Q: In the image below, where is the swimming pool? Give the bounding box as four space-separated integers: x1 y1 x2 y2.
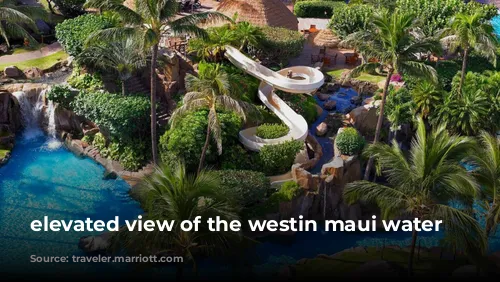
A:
0 129 143 274
493 15 499 38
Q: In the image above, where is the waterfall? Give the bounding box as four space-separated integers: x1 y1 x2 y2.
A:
46 100 57 138
13 91 44 140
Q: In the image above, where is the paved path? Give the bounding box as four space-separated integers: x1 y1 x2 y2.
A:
0 42 62 64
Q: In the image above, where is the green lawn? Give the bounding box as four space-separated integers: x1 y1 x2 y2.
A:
328 69 385 84
0 50 68 71
10 44 47 55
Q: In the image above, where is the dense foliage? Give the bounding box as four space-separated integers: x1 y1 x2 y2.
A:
294 1 346 18
259 140 303 175
71 91 151 143
336 127 365 156
256 123 289 139
384 87 415 131
328 4 373 38
257 26 305 65
275 90 318 123
46 85 77 109
160 110 242 171
52 0 86 17
56 14 113 57
213 170 270 207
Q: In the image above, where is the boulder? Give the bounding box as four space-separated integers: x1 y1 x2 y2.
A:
79 232 112 254
317 93 330 101
323 100 336 111
83 127 99 136
315 122 328 136
292 164 314 190
327 83 340 93
0 44 7 54
103 170 118 180
321 157 344 185
23 67 43 79
346 105 379 138
350 96 362 106
4 66 21 78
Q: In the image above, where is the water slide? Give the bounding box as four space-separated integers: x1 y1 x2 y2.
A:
224 46 325 151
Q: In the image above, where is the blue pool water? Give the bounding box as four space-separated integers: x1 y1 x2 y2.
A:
493 15 500 38
0 129 143 274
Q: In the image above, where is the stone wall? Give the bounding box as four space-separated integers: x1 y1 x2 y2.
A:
0 91 21 166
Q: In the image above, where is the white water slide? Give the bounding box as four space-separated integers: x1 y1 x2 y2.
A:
225 46 325 151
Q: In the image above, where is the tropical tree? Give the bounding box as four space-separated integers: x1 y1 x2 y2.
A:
440 12 498 94
111 161 242 279
170 64 254 174
342 11 441 180
411 80 444 120
84 0 230 165
344 118 485 275
188 27 237 62
0 0 48 47
234 21 263 52
79 38 146 95
470 132 500 241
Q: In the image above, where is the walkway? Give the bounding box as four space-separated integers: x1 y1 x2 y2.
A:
0 42 62 64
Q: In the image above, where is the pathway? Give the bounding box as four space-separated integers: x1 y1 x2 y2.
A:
0 42 62 64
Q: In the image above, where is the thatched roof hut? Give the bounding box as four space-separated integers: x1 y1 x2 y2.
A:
216 0 299 30
310 29 340 48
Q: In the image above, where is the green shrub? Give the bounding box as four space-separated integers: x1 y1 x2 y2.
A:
275 90 318 123
56 14 113 57
256 123 289 139
81 134 93 144
328 4 373 38
213 170 270 207
221 145 259 171
257 26 305 65
259 140 303 175
159 110 242 172
272 181 301 202
68 69 104 91
294 1 346 18
248 180 302 218
119 144 145 171
335 127 365 156
92 132 107 151
46 85 77 109
71 91 151 143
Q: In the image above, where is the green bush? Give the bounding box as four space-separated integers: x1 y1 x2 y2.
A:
159 110 242 172
272 181 301 202
259 140 303 175
56 14 113 57
275 90 318 123
46 85 77 109
335 127 365 156
328 4 373 38
81 134 93 144
221 145 259 171
92 132 107 151
68 70 104 91
71 91 151 143
294 1 346 18
119 144 145 171
213 170 270 207
247 180 302 218
256 123 289 139
257 26 305 65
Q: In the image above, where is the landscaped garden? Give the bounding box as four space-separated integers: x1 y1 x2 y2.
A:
1 0 500 279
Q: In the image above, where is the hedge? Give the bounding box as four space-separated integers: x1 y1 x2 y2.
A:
56 14 113 57
213 170 270 207
328 4 373 38
259 140 303 175
275 90 318 124
294 1 347 18
256 123 289 139
257 26 305 65
71 91 151 143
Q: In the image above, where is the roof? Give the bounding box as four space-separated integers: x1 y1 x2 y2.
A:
216 0 299 30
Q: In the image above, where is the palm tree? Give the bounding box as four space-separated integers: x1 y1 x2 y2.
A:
170 64 254 174
344 118 486 275
342 11 441 180
411 80 443 120
234 21 263 52
79 38 146 96
188 27 237 63
111 161 242 279
84 0 230 165
0 0 48 47
440 12 498 94
470 132 500 241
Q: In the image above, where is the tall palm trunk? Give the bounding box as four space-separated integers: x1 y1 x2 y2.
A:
458 48 468 95
198 125 211 175
408 229 418 276
151 43 159 165
121 80 126 96
363 68 394 180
